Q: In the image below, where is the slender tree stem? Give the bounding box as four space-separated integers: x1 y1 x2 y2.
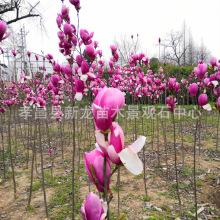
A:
193 117 199 220
8 107 16 199
172 112 182 214
38 119 48 218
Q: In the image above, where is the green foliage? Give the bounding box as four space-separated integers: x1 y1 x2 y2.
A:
134 173 144 179
28 205 36 212
32 181 41 191
49 172 82 219
206 146 213 151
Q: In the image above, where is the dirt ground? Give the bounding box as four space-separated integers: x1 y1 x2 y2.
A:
0 118 220 220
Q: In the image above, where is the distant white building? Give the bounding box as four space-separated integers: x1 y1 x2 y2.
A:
0 63 9 81
14 52 54 81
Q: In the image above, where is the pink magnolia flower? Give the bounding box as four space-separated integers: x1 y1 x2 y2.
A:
69 0 80 10
27 51 31 57
110 45 117 53
95 122 124 163
93 41 99 48
217 97 220 109
198 94 212 111
0 21 11 42
57 31 64 41
80 29 94 45
64 23 76 37
12 49 17 56
53 63 61 73
95 123 146 175
194 63 207 79
85 149 111 192
48 149 53 153
51 74 61 87
210 57 217 68
56 13 63 28
158 37 161 43
118 136 146 175
168 78 176 91
37 97 46 107
92 87 125 131
166 96 177 112
61 5 69 18
81 61 89 74
76 55 84 67
188 83 198 97
81 192 107 220
213 87 220 98
198 93 208 106
45 54 53 60
75 79 85 101
85 45 96 60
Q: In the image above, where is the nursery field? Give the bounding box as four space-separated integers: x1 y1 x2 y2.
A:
1 1 220 220
0 106 220 220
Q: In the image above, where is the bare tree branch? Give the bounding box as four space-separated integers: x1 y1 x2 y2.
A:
0 0 41 25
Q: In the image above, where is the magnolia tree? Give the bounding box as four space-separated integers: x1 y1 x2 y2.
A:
81 87 146 219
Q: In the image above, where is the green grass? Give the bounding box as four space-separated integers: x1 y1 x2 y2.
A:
49 172 82 219
205 146 214 151
134 173 144 179
112 185 122 192
28 205 36 212
32 181 41 191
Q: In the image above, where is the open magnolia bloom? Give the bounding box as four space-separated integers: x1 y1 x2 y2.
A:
95 122 125 163
95 125 146 175
198 94 212 111
118 136 146 175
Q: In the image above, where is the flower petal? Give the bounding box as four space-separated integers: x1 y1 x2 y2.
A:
81 74 88 81
118 148 143 175
87 72 96 78
75 92 83 101
106 145 121 164
212 80 218 87
80 200 87 220
95 130 108 149
203 104 212 111
131 136 146 153
95 142 102 152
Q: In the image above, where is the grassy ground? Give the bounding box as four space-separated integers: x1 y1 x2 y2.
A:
0 107 220 219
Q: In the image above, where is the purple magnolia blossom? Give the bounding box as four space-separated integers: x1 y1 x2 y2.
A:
69 0 80 10
85 45 96 60
217 97 220 109
188 83 198 97
198 94 212 111
80 29 94 45
81 192 107 220
166 96 177 112
85 149 111 192
0 21 11 42
92 87 125 131
12 49 17 56
194 63 207 79
198 94 208 107
210 57 217 68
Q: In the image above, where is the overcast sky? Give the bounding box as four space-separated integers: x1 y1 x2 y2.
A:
7 0 220 64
